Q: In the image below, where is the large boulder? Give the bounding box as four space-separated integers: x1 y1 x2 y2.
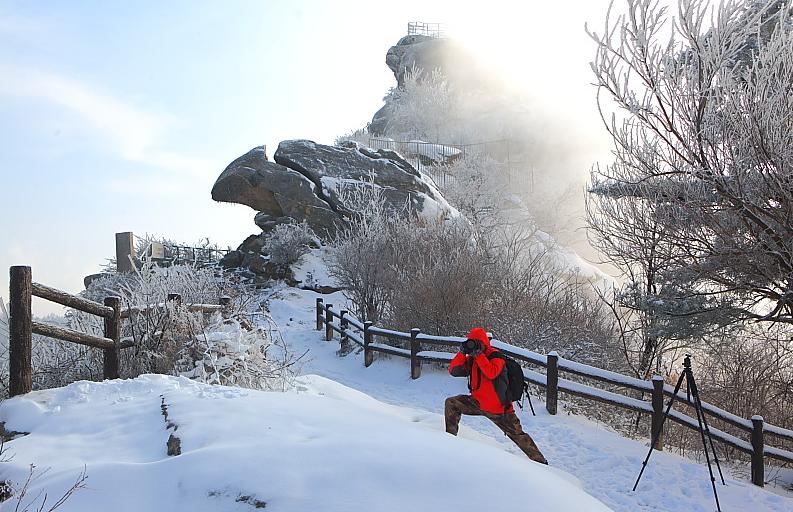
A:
273 139 456 222
212 140 459 274
211 146 343 238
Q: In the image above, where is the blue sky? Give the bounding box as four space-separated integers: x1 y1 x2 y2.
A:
0 0 613 313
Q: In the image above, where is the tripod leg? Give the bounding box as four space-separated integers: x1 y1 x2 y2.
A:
688 373 722 512
633 371 685 492
695 393 726 485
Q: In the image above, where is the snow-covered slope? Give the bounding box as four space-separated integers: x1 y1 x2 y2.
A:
0 375 610 512
267 255 793 512
2 250 792 512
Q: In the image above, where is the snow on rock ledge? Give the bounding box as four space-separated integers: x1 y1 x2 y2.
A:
0 375 612 512
274 139 458 225
213 140 459 243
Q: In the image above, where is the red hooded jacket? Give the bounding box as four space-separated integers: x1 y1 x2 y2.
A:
448 327 513 414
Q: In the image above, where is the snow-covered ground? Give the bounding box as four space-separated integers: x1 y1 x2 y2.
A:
0 375 611 511
1 251 792 512
269 252 793 512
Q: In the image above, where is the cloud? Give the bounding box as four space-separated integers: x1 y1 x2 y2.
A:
0 65 215 176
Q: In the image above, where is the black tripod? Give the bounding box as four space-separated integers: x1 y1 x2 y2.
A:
633 355 726 512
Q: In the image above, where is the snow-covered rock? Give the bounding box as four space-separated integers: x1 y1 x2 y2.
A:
213 141 459 247
274 139 456 223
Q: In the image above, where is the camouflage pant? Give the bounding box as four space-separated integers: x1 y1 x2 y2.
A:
444 394 548 464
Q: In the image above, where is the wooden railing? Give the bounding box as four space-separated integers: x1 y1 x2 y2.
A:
8 265 231 397
316 298 793 487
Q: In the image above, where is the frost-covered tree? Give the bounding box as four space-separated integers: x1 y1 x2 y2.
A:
588 0 793 328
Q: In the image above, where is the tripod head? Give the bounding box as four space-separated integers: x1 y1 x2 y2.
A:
682 354 699 397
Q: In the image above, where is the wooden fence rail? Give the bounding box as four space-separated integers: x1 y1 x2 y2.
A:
315 298 793 487
8 265 232 398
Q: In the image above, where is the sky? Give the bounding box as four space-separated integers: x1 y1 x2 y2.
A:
0 0 619 314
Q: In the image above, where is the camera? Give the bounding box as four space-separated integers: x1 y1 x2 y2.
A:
461 339 481 355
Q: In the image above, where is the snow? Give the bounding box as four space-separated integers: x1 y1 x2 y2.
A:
416 350 455 362
490 339 548 366
3 251 793 511
345 314 364 330
316 171 461 225
558 356 653 392
415 333 467 344
765 424 793 442
368 342 411 357
557 376 654 414
368 326 412 339
345 330 364 346
292 248 337 288
262 277 793 512
0 374 611 512
407 140 462 162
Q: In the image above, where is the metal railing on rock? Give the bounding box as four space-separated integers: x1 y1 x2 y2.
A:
407 22 446 38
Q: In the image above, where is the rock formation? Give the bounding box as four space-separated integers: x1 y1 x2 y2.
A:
212 139 458 279
370 34 480 136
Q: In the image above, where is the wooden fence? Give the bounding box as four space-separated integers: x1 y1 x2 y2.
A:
315 298 793 487
7 265 231 397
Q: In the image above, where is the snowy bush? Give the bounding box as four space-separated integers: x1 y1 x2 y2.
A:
328 181 622 366
0 261 301 396
327 181 409 322
261 222 318 267
588 0 793 327
384 67 459 142
334 127 370 146
180 317 299 391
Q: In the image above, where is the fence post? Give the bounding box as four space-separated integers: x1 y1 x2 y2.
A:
9 266 32 396
103 296 121 380
651 376 665 451
325 304 334 341
546 351 558 415
219 296 232 320
316 298 324 330
115 232 135 273
339 310 349 352
364 321 373 367
410 328 421 379
751 415 765 487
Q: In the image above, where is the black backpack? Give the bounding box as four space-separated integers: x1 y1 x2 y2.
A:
489 352 536 415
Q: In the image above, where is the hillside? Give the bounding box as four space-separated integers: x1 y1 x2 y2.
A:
1 251 792 512
0 374 611 512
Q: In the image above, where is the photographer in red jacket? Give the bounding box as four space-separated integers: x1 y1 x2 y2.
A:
445 327 548 464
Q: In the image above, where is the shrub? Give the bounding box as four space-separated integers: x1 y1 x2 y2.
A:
0 261 300 396
261 222 318 267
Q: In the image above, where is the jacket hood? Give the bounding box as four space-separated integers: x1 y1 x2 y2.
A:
466 327 491 350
